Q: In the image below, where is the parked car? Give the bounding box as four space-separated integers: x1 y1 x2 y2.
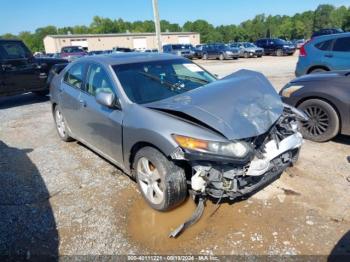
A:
144 49 158 53
60 46 86 61
88 50 105 56
50 53 304 236
112 47 133 53
0 39 67 97
293 39 306 49
189 44 203 59
280 70 350 142
202 43 239 60
312 28 344 38
255 38 296 56
229 42 263 58
162 44 194 59
295 32 350 76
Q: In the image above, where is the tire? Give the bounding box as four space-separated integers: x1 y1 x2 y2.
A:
309 68 327 74
298 99 339 142
219 53 224 61
276 49 283 56
133 147 187 211
53 106 73 142
202 53 208 60
257 54 262 58
244 52 249 58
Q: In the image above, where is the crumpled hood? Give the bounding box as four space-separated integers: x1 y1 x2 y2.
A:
146 70 284 140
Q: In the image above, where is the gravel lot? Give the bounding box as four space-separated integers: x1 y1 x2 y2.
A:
1 54 350 258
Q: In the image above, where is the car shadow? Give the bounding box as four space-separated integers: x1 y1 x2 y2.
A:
329 230 350 261
0 93 49 110
332 134 350 146
0 141 58 260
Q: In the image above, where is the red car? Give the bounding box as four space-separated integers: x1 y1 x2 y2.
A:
60 46 86 61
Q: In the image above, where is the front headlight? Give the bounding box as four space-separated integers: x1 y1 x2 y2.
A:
281 84 303 98
172 134 250 158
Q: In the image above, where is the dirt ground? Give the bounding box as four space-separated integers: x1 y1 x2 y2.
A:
0 54 350 258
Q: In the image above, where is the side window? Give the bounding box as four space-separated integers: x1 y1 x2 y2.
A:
333 37 350 52
315 40 333 51
64 63 85 89
85 64 114 96
0 41 31 59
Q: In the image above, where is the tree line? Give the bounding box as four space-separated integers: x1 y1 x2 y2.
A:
1 4 350 52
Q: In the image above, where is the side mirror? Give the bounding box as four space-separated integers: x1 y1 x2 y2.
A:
96 91 121 109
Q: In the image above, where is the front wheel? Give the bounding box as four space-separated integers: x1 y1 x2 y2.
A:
133 147 187 211
298 99 339 142
202 53 208 60
219 53 224 60
276 49 283 56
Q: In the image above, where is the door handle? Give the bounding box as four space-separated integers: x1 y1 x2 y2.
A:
79 99 86 107
325 54 333 58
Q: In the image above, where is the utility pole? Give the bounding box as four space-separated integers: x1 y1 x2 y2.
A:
152 0 162 52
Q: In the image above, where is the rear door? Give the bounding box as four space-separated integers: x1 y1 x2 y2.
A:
0 41 42 96
78 62 124 166
330 36 350 70
59 62 87 138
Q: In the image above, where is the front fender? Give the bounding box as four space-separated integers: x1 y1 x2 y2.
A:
122 104 227 173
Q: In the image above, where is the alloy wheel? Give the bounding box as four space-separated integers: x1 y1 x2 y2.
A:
55 109 66 138
302 106 329 137
137 157 164 205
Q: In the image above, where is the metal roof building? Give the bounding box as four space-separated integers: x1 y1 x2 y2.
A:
43 32 200 53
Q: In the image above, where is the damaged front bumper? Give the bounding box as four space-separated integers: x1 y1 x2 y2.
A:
190 132 302 200
171 106 304 201
169 106 305 237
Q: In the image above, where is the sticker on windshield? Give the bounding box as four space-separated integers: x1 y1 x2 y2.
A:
183 63 204 72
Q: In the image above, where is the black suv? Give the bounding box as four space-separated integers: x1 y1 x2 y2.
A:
0 39 67 97
255 38 296 56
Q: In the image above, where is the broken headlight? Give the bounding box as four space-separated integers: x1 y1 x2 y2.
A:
172 134 250 158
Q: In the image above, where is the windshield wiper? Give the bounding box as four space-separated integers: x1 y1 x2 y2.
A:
137 71 192 92
137 71 182 93
173 74 210 84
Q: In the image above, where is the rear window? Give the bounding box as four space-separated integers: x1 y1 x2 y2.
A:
64 63 85 89
333 37 350 52
315 40 333 51
0 41 31 59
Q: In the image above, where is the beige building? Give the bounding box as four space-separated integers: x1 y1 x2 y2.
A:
43 32 200 53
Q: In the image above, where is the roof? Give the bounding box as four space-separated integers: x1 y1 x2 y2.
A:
45 32 199 39
76 52 185 65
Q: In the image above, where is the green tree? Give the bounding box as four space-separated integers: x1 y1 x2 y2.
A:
313 4 335 30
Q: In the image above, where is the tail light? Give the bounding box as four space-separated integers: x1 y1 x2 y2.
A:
299 44 307 57
299 39 311 57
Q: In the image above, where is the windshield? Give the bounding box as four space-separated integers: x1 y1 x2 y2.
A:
243 43 255 48
171 44 190 50
113 59 216 104
274 39 287 45
62 46 84 53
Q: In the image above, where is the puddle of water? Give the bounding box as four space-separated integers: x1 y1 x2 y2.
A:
127 197 217 252
125 189 345 255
